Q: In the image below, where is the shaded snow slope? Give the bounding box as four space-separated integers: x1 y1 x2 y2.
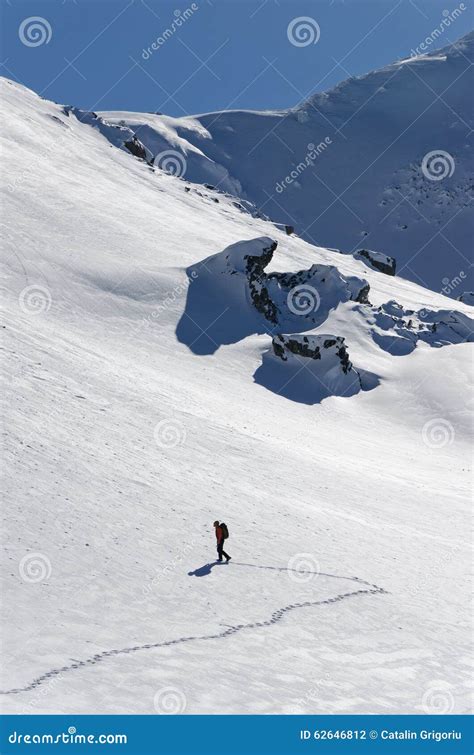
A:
1 76 472 715
101 32 474 297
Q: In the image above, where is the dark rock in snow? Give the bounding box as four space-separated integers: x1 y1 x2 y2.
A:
124 136 148 160
355 249 396 276
177 236 372 354
371 299 473 354
253 332 377 404
457 291 474 306
272 333 353 375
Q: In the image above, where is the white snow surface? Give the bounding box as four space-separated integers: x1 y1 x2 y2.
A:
101 32 474 296
1 74 473 716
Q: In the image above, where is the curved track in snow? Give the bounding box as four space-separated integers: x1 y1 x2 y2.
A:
1 565 387 695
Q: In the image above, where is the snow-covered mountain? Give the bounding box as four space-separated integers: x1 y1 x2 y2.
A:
1 66 472 718
101 32 474 297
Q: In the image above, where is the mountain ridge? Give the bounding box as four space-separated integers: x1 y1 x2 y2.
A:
98 31 474 297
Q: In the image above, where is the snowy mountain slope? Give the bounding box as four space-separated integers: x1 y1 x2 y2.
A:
1 76 473 716
101 32 474 297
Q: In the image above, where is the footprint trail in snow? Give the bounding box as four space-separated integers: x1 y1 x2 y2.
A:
1 564 387 696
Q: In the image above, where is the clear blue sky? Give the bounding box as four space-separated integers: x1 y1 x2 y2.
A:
1 0 473 115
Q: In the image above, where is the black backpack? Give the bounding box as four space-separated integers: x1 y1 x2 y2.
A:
220 522 229 540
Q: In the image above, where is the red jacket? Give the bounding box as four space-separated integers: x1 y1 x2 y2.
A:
215 525 223 543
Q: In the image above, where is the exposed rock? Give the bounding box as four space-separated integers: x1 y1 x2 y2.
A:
457 291 474 306
124 136 148 160
232 239 371 326
355 249 396 276
64 106 154 165
371 299 473 354
49 115 68 128
272 334 353 375
244 240 279 324
254 332 367 402
356 283 371 303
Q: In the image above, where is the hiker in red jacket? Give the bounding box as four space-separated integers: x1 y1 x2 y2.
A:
213 520 231 562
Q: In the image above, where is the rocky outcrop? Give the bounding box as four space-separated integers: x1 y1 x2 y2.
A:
371 299 473 354
244 240 279 323
457 291 474 306
355 249 396 276
124 136 148 160
272 334 353 375
64 106 153 164
254 332 366 402
231 238 371 327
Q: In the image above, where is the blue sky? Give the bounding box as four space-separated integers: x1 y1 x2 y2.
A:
1 0 473 115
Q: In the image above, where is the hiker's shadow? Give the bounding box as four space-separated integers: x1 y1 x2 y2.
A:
188 561 227 577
